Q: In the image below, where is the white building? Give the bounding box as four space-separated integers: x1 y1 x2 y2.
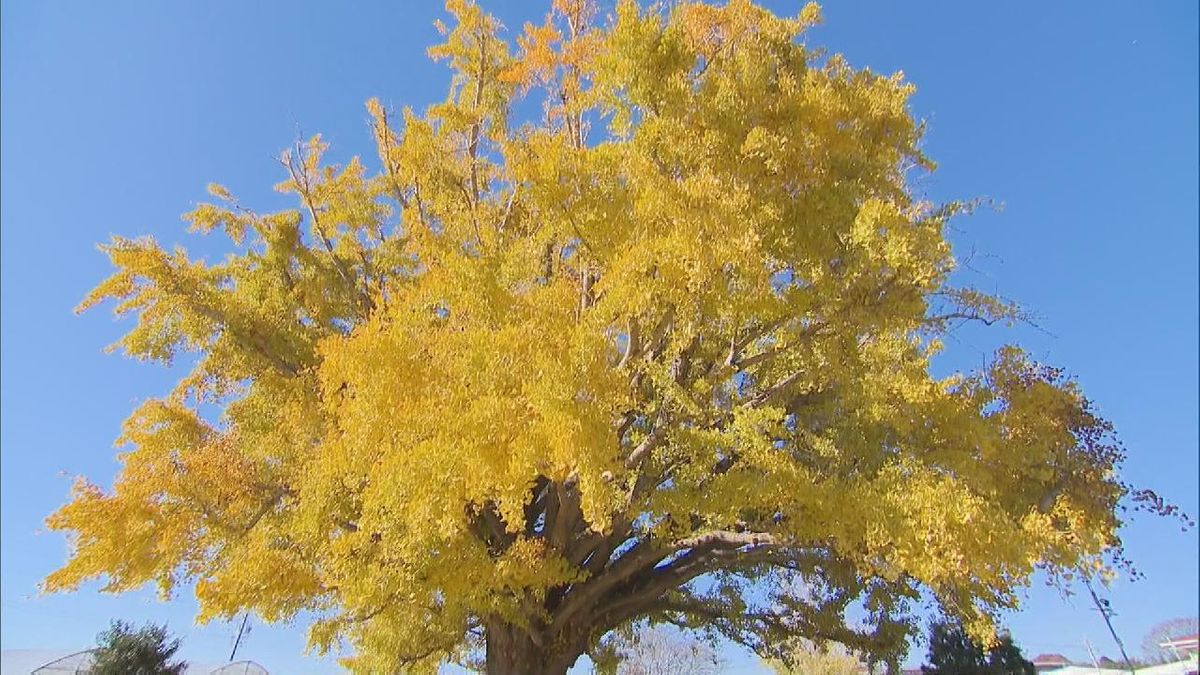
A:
1043 655 1199 675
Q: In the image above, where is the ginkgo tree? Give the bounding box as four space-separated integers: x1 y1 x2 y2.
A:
45 1 1185 673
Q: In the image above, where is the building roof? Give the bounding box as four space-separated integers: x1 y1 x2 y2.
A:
1161 634 1200 650
1032 652 1071 664
1044 655 1198 675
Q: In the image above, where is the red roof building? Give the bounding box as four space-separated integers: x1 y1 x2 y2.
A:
1031 652 1072 671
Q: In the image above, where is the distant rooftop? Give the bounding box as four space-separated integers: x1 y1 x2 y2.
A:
1032 652 1072 672
1161 633 1200 653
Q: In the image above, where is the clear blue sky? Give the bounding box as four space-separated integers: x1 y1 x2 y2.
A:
2 1 1196 672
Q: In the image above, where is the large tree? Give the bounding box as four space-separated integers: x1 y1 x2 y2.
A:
44 1 1183 673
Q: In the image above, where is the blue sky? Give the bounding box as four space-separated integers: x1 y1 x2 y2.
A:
1 1 1196 672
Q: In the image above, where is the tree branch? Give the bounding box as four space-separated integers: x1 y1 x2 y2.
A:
548 473 581 552
618 316 641 369
624 418 667 470
674 530 777 550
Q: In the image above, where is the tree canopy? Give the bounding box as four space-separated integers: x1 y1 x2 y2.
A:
91 620 187 675
921 621 1034 675
595 625 723 675
44 0 1183 673
1141 617 1199 664
765 638 873 675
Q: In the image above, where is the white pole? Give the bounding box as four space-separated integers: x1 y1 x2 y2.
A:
1085 636 1101 671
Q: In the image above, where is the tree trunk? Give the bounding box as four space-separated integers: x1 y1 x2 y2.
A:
485 621 582 675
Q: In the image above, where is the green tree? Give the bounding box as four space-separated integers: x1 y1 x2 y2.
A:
90 620 187 675
922 621 1034 675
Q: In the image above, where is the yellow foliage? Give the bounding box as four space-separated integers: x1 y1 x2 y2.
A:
46 1 1142 672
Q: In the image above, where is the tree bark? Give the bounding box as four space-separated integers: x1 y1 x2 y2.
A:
484 621 582 675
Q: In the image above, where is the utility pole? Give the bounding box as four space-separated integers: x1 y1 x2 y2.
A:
1083 576 1136 674
229 613 249 662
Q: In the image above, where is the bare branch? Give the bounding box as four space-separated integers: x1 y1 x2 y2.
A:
497 188 517 234
616 410 638 444
750 370 805 408
726 318 785 366
925 311 1001 326
644 306 675 360
618 316 641 369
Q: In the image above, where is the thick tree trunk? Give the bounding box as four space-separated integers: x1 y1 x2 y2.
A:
484 621 582 675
